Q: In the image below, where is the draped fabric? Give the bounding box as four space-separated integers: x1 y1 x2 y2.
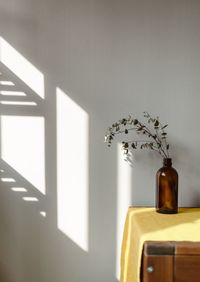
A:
120 207 200 282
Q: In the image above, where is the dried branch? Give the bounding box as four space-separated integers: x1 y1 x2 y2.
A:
104 112 170 159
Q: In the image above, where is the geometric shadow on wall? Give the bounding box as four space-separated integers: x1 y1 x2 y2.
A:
0 36 89 252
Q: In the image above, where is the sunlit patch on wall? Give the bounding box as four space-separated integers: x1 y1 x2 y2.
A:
0 101 37 105
1 177 15 182
56 87 89 252
0 91 26 96
40 211 46 217
0 37 44 98
23 197 38 202
116 144 132 280
0 81 14 86
11 187 27 192
1 116 46 194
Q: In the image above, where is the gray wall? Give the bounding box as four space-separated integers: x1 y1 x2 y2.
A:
0 0 200 281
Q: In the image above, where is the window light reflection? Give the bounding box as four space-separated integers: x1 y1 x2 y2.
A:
0 91 26 96
1 116 46 194
11 187 27 192
23 197 38 202
56 87 89 252
40 211 46 217
0 101 37 105
0 37 44 98
1 177 16 182
0 81 15 86
116 144 131 280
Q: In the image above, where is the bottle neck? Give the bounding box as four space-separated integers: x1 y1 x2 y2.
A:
163 158 172 167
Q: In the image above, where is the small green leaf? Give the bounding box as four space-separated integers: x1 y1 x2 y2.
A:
162 124 168 129
116 126 120 131
149 142 154 149
121 118 127 125
125 129 128 134
124 142 129 148
143 112 149 118
154 120 159 127
131 143 136 149
137 127 143 131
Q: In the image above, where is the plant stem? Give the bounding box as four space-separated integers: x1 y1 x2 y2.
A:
114 127 138 135
154 127 168 158
138 122 167 158
123 140 156 143
159 122 170 158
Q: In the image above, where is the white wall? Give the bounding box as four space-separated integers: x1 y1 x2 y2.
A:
0 0 200 281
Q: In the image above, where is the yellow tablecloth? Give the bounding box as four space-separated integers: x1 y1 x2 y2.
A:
120 207 200 282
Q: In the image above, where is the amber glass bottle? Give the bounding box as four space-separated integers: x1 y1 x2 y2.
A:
156 158 178 214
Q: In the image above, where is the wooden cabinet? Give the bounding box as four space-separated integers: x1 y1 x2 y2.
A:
120 208 200 282
142 241 200 282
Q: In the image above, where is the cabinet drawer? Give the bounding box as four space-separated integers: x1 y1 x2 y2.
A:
141 241 200 282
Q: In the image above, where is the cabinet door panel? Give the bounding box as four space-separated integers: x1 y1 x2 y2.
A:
175 255 200 282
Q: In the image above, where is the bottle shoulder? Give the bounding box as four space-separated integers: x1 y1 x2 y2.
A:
157 166 178 176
